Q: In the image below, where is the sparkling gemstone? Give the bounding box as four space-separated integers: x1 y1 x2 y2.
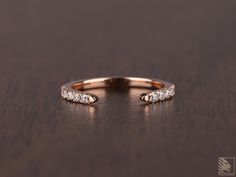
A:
80 94 89 104
67 92 74 100
61 90 68 98
158 91 165 101
150 92 158 102
163 89 170 99
73 93 80 102
168 85 175 97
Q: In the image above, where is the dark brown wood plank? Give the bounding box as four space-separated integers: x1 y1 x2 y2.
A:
0 0 236 177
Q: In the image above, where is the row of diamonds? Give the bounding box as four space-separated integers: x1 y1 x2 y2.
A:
61 87 93 104
148 85 175 102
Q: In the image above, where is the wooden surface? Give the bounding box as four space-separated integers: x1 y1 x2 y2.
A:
0 0 236 177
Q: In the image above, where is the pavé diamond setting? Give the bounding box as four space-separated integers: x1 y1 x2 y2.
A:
61 87 97 104
61 77 175 104
140 85 175 103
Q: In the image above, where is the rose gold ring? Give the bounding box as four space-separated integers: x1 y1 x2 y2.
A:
61 77 175 104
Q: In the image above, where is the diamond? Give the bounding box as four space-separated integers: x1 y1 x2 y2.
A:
163 88 170 99
73 92 80 102
67 92 74 100
61 89 68 98
149 92 158 102
80 94 90 104
158 90 165 101
168 85 175 97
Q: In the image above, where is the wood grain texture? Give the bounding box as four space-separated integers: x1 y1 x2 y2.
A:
0 0 236 177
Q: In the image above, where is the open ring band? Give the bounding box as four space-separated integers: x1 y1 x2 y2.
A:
61 77 175 104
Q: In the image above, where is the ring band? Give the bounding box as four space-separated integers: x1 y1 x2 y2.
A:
61 77 175 104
